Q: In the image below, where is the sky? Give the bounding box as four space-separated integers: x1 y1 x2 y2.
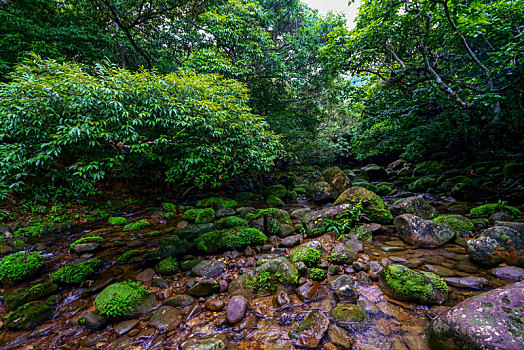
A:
302 0 361 29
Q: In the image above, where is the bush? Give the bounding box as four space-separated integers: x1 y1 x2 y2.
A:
123 220 150 232
70 236 103 250
49 259 103 284
0 252 45 285
94 281 150 319
195 227 267 253
0 56 281 197
108 217 127 226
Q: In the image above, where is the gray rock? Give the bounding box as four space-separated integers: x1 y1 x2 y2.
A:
191 260 226 278
494 221 524 234
467 226 524 267
277 224 296 238
390 196 438 219
178 224 215 241
148 306 181 331
135 268 156 282
226 295 248 324
444 277 488 290
427 281 524 350
164 294 195 307
114 319 139 336
394 214 455 248
188 279 219 297
279 234 302 248
329 243 358 265
73 243 100 254
215 207 236 218
78 311 107 330
492 266 524 281
182 336 227 350
290 310 330 348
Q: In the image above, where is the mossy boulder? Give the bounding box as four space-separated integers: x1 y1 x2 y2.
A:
155 256 179 275
433 215 473 232
289 310 330 348
407 176 438 192
352 181 379 193
4 283 58 311
440 176 478 193
49 258 103 284
177 223 215 241
158 236 192 258
263 184 296 200
246 257 299 293
379 264 448 304
0 251 45 286
330 303 367 329
115 250 141 264
94 282 151 319
470 203 520 219
334 186 393 224
266 195 285 207
194 227 266 253
5 301 53 330
413 160 443 175
306 181 338 203
328 243 358 265
260 208 292 236
467 226 524 267
427 280 524 350
390 196 438 220
123 219 150 231
215 216 248 229
195 208 215 224
321 166 351 194
394 214 456 248
361 164 387 181
289 245 322 267
183 209 201 222
196 197 238 209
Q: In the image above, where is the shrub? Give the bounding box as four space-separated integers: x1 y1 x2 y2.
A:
0 252 45 285
49 259 103 284
195 227 267 253
289 246 321 267
108 217 127 226
94 281 150 319
70 236 103 250
123 220 150 232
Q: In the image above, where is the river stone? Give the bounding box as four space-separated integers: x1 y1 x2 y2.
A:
205 299 224 311
135 268 156 282
328 324 352 349
301 204 353 233
262 209 292 236
334 187 393 224
178 223 215 241
327 275 355 290
280 234 302 248
492 266 524 281
334 283 359 302
467 226 524 267
329 243 358 265
330 303 367 330
215 207 236 218
427 280 524 350
379 264 448 304
188 279 219 297
73 243 101 254
191 260 226 278
164 294 195 307
114 319 139 336
306 181 338 203
5 301 53 330
296 281 319 301
443 277 488 290
226 295 248 324
290 310 330 348
422 264 456 277
390 196 438 219
249 256 299 292
321 166 352 193
78 311 107 330
0 244 13 254
182 335 227 350
272 290 291 308
394 214 455 248
4 282 58 311
277 224 296 238
148 305 181 331
494 221 524 234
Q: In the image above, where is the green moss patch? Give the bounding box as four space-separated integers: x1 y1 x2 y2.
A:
196 197 238 209
94 281 150 319
70 236 103 250
0 251 45 285
215 216 248 229
195 208 215 224
195 227 267 253
115 250 140 265
470 202 520 219
49 258 103 284
289 246 321 267
434 215 473 231
123 220 151 231
108 217 128 226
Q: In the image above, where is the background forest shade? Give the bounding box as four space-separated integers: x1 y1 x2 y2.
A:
0 0 522 197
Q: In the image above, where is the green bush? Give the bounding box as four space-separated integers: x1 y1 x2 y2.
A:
289 246 321 267
49 259 103 284
0 252 45 285
123 220 150 232
108 217 127 226
195 227 267 253
470 202 520 219
94 281 150 319
195 208 215 224
70 236 103 250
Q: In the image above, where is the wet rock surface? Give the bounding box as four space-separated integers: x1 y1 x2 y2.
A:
394 214 456 248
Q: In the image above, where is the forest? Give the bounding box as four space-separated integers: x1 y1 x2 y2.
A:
0 0 522 349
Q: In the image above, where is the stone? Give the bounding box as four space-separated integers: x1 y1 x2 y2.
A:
427 281 524 350
73 243 100 254
328 324 352 349
306 181 338 203
226 295 248 324
330 303 367 330
296 281 319 301
467 226 524 267
492 266 524 281
327 275 355 290
4 282 58 311
148 306 181 331
205 299 224 311
290 310 330 348
334 187 393 224
390 196 438 219
182 335 227 350
494 221 524 234
188 279 219 297
114 319 139 336
277 224 296 238
164 294 195 307
301 204 352 233
78 311 107 330
422 264 456 277
443 277 488 290
394 214 455 248
191 260 226 278
272 290 291 308
178 223 215 241
329 243 358 265
5 301 53 330
279 234 302 248
321 166 352 193
334 283 359 302
135 268 156 282
248 256 299 292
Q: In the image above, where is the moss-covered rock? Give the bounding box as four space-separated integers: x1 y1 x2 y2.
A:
122 219 151 231
182 208 201 222
94 281 151 319
352 181 379 193
266 195 285 207
440 176 478 193
470 203 520 219
196 197 238 209
327 243 358 265
467 226 524 267
407 176 438 192
195 208 215 224
394 214 455 248
289 309 330 348
334 186 393 224
321 166 351 194
195 227 267 253
5 301 53 330
215 216 248 230
433 215 473 232
4 283 58 311
158 236 192 258
306 181 338 203
413 161 443 175
177 223 215 241
390 196 438 220
308 268 327 281
244 257 299 293
49 258 103 284
181 258 204 271
289 245 321 267
108 217 127 226
155 256 179 275
115 250 141 265
70 235 103 250
0 251 45 286
379 264 448 304
263 184 287 198
331 303 367 329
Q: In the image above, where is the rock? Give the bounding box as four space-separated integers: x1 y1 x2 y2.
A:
327 275 355 290
443 277 488 290
205 299 224 311
489 212 511 222
296 281 319 301
0 244 13 254
188 279 219 297
114 319 139 336
4 282 58 311
272 290 291 308
301 204 352 233
215 207 236 218
94 282 152 319
334 283 359 302
330 303 367 330
164 294 195 307
427 281 524 350
191 260 226 278
362 164 387 181
379 264 448 304
78 311 107 330
306 181 338 203
182 335 227 350
334 187 393 224
248 256 299 292
390 196 438 219
494 221 524 234
5 301 53 330
328 243 358 265
422 264 456 277
178 223 215 241
387 159 409 174
135 268 156 282
322 166 352 193
277 224 296 238
226 295 248 324
73 243 100 254
290 310 330 348
394 214 455 248
148 306 181 331
280 234 302 248
492 266 524 281
262 209 292 236
467 226 524 267
328 324 352 349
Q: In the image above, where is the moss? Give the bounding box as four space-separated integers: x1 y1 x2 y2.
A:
195 208 215 224
470 202 520 219
334 187 393 224
94 281 150 319
156 256 178 275
13 225 45 237
0 251 45 285
49 258 103 284
4 283 58 310
255 208 279 219
433 215 474 231
12 239 25 251
5 301 53 330
196 197 238 209
308 268 327 281
215 216 249 229
145 230 161 237
123 219 151 231
115 250 140 264
246 271 276 291
183 208 201 222
161 202 177 212
108 217 127 226
407 176 438 192
289 246 321 267
164 212 175 219
413 161 443 175
195 227 267 253
266 195 285 207
181 258 204 271
264 184 287 198
70 235 103 249
331 303 367 323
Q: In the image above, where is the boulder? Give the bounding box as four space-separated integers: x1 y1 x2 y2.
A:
394 214 455 248
427 281 524 350
320 166 351 194
5 301 53 330
390 196 438 219
301 204 352 233
467 226 524 267
328 244 358 265
330 303 367 330
148 306 181 331
306 181 338 203
191 260 226 278
289 310 330 348
492 266 524 281
361 164 387 181
334 187 393 224
188 279 220 297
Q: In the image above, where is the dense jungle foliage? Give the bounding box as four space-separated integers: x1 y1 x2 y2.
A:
0 0 523 200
